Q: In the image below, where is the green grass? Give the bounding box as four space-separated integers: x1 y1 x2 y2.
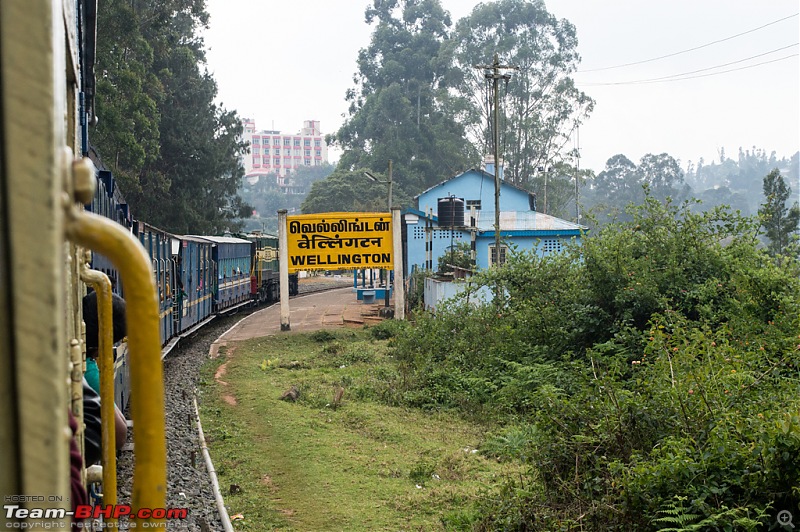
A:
199 329 513 531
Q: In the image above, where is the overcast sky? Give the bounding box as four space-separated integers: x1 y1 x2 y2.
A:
203 0 799 174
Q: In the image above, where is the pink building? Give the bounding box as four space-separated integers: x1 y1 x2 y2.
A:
241 119 329 190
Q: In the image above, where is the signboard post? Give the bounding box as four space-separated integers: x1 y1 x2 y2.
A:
278 209 290 331
392 207 404 319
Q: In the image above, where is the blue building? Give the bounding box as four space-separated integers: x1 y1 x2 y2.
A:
403 166 585 277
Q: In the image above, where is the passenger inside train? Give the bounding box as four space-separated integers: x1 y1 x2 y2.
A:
82 290 129 458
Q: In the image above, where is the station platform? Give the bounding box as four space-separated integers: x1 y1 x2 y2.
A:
217 287 392 345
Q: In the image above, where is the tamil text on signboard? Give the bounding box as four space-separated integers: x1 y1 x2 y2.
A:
286 212 392 272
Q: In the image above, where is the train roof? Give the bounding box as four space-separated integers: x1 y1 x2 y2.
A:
183 235 252 245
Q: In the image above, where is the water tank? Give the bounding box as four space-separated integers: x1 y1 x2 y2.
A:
437 197 465 227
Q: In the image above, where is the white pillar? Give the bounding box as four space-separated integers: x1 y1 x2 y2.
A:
392 207 405 320
278 209 290 331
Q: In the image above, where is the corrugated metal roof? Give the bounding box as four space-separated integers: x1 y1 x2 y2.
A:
474 211 585 232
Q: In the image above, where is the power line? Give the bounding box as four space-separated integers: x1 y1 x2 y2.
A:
578 12 799 73
578 52 798 86
579 43 798 86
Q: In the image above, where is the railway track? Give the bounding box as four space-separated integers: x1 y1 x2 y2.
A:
114 280 352 530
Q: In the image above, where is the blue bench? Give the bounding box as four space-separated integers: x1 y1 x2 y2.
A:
361 290 376 304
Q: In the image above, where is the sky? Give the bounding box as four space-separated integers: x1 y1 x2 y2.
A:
203 0 799 174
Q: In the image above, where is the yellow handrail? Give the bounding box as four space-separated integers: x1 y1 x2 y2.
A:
67 210 166 527
79 265 118 523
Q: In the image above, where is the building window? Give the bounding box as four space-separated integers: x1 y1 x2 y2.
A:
274 157 280 165
263 148 269 156
274 138 280 146
315 139 321 147
294 148 301 156
284 138 290 146
304 139 311 146
466 199 481 211
488 244 508 267
304 160 311 166
315 150 321 157
542 239 563 254
305 149 311 157
284 149 291 156
252 137 260 144
294 139 301 147
253 147 259 155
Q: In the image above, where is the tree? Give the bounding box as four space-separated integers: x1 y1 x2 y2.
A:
330 0 478 198
93 0 250 234
446 0 594 188
529 161 581 219
437 241 472 274
638 152 689 201
93 0 163 195
301 169 409 214
759 168 800 256
290 163 335 192
584 154 643 221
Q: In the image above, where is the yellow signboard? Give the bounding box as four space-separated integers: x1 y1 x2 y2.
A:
286 212 392 272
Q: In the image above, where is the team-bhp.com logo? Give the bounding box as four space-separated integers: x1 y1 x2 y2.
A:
4 504 188 525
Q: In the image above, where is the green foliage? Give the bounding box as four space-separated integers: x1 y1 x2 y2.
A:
437 241 472 275
94 0 249 234
330 0 477 198
408 458 436 485
389 195 800 529
407 267 433 311
447 0 593 187
310 330 337 343
301 168 410 213
367 319 406 341
759 168 800 257
653 497 771 531
584 153 690 224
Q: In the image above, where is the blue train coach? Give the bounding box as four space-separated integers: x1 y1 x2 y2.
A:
185 235 252 313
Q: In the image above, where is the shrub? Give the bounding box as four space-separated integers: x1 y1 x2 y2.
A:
388 196 800 529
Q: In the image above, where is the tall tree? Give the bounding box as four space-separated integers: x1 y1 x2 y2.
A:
759 168 800 257
94 0 249 234
446 0 594 188
329 0 477 200
638 152 688 201
93 0 163 194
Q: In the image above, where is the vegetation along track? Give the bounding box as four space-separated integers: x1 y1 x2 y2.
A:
115 280 350 530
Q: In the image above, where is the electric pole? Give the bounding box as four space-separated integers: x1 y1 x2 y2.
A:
475 54 516 272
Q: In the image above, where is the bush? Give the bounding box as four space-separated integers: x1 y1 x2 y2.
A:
387 196 800 529
367 319 405 340
310 330 337 343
